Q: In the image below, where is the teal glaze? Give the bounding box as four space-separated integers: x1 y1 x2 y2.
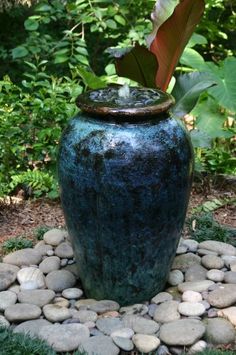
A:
58 112 193 305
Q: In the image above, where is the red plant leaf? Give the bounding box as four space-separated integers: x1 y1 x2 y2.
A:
150 0 205 91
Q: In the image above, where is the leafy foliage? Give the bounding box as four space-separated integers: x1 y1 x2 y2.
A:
2 236 33 253
34 225 51 240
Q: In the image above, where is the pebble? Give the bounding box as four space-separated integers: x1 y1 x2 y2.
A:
153 301 180 323
75 298 97 309
20 281 39 290
4 303 41 322
182 290 202 303
178 302 205 317
45 270 76 291
205 318 236 344
39 323 90 352
218 307 236 327
62 263 80 279
17 267 45 289
39 256 60 274
55 242 74 258
119 304 148 316
171 253 201 272
47 250 54 256
62 287 83 299
0 290 17 311
185 264 207 282
60 259 68 267
89 300 120 314
168 270 184 286
126 315 159 334
111 327 134 339
77 310 98 323
132 334 160 353
13 319 51 337
181 239 199 252
197 249 218 256
157 344 171 355
96 317 124 335
207 284 236 308
112 336 134 351
148 303 158 317
79 335 119 355
0 270 18 291
34 243 53 256
43 304 71 322
188 340 207 354
0 315 10 328
224 271 236 283
151 292 173 304
0 262 20 274
159 319 205 346
221 255 236 268
53 296 70 308
198 240 236 256
178 280 214 293
176 246 187 254
43 228 66 246
207 269 225 282
17 289 55 307
3 249 42 266
207 308 218 318
201 255 224 270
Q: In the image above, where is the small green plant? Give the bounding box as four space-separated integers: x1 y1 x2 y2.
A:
186 212 236 245
33 225 51 240
2 236 33 253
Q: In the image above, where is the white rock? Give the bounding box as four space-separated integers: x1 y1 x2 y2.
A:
198 241 236 256
206 269 225 282
132 334 160 353
178 302 205 317
62 288 83 299
182 290 202 303
182 239 199 252
17 267 45 289
111 327 134 339
43 228 67 246
188 340 207 354
151 292 173 304
168 270 184 286
20 281 39 290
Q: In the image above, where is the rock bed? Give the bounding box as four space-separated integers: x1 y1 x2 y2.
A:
0 229 236 354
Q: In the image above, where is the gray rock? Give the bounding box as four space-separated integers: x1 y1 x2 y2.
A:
0 263 19 274
75 299 97 310
224 271 236 284
46 250 54 256
178 302 205 317
89 300 120 314
77 310 98 323
201 255 224 270
39 256 60 274
157 344 171 355
122 315 159 334
45 269 76 291
3 249 42 267
168 270 184 286
34 243 53 256
20 281 39 290
79 335 119 355
181 239 199 252
53 296 70 308
178 280 214 293
132 334 160 353
112 336 134 351
0 291 17 311
185 264 208 282
148 303 158 317
205 318 236 344
120 303 148 316
154 301 180 323
221 255 236 268
13 319 51 337
39 323 90 352
0 315 10 328
207 269 225 282
43 304 71 322
43 228 66 246
18 289 55 307
207 284 236 308
159 319 205 346
60 259 68 267
207 308 218 318
4 303 41 322
198 241 236 256
17 267 45 289
96 317 124 335
188 340 207 354
55 242 74 258
111 327 134 339
198 248 218 256
171 253 201 272
62 287 83 299
176 246 187 254
0 270 17 291
62 263 80 279
151 292 173 304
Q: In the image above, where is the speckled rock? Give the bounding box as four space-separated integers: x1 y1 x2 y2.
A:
171 253 201 272
62 287 83 299
206 269 225 282
178 280 214 293
18 289 55 307
205 318 236 344
224 271 236 284
79 335 119 355
153 301 180 323
55 242 74 259
43 228 66 246
39 256 60 274
96 317 124 335
0 291 17 311
77 310 98 323
43 304 71 322
185 264 208 282
201 255 224 270
178 302 205 317
45 270 76 291
13 319 52 337
182 290 202 303
17 267 45 289
151 292 173 304
132 334 160 353
168 270 184 286
39 323 90 352
159 319 205 346
198 241 236 256
89 300 120 314
3 249 42 267
207 284 236 308
4 303 41 322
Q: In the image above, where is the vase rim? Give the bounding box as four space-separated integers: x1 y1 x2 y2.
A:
76 87 175 117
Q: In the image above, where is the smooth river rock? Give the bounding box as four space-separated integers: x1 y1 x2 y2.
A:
201 255 224 270
185 264 207 282
43 228 66 246
3 248 42 266
90 300 120 314
178 280 214 293
205 318 236 344
171 253 201 272
13 319 52 337
206 269 225 282
182 290 202 303
151 292 173 304
168 270 184 286
17 289 55 307
79 335 120 355
207 284 236 308
55 242 74 258
218 307 236 327
154 301 180 323
0 291 17 311
4 303 41 322
96 317 124 335
43 303 71 322
132 334 160 353
62 287 83 299
39 256 60 274
17 267 45 289
198 241 236 256
45 269 76 291
178 302 205 317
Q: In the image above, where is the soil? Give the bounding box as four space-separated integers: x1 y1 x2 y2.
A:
0 183 235 253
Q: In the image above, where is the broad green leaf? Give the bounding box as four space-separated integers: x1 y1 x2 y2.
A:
171 72 216 117
106 19 117 29
149 0 205 91
76 66 107 89
114 15 126 26
115 44 158 88
35 4 52 12
180 48 207 71
24 18 39 31
147 0 179 47
190 130 212 148
187 33 207 48
54 55 69 64
208 57 236 113
12 46 29 59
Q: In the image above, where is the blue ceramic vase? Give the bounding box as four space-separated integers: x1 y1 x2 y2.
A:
58 87 193 305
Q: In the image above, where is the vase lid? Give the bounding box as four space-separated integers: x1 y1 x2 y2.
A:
76 86 174 117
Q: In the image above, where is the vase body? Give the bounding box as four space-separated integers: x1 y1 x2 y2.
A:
58 96 193 305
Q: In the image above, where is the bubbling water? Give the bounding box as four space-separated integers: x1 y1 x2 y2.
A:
89 85 161 108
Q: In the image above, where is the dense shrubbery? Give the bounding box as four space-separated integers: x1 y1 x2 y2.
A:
0 0 235 197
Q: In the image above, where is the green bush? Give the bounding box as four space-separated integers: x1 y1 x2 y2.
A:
2 236 33 253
